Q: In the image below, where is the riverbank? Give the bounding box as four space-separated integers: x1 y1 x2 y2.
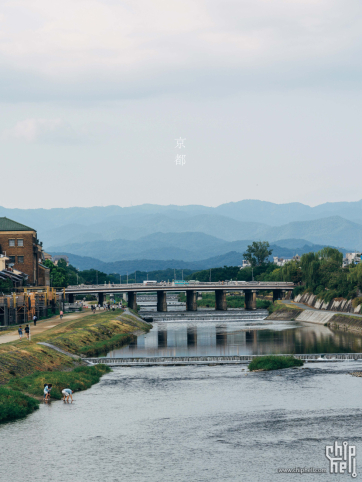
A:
0 309 151 424
267 301 362 333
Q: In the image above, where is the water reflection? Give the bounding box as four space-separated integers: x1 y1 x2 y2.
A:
107 320 362 357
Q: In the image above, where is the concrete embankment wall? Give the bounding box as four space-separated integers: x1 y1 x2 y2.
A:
267 307 334 325
326 315 362 335
294 293 361 314
295 310 334 325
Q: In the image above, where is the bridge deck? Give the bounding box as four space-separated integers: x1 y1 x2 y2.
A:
64 281 294 295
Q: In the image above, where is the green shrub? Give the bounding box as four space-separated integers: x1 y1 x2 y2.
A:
0 387 39 424
248 355 304 371
292 286 305 297
352 297 362 308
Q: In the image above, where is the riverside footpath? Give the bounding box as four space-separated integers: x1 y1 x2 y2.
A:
0 310 91 344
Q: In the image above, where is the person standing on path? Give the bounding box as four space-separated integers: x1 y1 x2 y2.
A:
18 326 23 340
25 324 30 340
60 310 63 319
33 315 37 326
62 388 73 402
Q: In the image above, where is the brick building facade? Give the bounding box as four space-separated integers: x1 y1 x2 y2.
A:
0 217 50 286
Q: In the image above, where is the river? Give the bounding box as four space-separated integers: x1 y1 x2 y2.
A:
1 316 362 481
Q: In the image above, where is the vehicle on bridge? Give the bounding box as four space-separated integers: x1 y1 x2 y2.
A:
143 280 158 285
173 280 189 286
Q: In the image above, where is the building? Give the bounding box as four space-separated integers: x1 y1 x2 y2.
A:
273 254 301 267
343 252 362 267
0 217 50 286
52 255 69 266
239 260 251 269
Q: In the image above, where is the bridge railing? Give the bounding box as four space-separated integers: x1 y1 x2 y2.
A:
64 281 295 291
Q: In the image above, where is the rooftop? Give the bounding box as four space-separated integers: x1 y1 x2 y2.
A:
0 217 35 232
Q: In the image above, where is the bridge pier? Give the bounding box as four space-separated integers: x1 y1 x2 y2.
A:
128 291 137 310
245 291 257 310
157 291 167 312
215 290 227 311
98 292 104 306
273 289 285 302
68 293 75 304
186 290 197 311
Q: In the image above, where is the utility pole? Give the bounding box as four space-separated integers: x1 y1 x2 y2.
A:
252 267 254 281
182 270 183 280
96 270 98 285
209 268 211 282
147 273 149 281
135 271 137 283
127 272 128 284
174 268 176 281
120 274 121 284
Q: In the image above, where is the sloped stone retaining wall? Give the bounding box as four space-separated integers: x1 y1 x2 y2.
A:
294 293 361 314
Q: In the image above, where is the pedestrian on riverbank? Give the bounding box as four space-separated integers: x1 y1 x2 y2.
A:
60 310 63 319
44 384 49 401
25 324 30 340
62 388 73 402
46 384 52 401
18 326 23 340
33 315 37 326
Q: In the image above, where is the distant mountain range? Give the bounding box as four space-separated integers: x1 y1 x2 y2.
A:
50 241 342 275
1 199 360 273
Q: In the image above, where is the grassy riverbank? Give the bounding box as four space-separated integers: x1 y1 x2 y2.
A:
0 309 150 424
266 302 303 320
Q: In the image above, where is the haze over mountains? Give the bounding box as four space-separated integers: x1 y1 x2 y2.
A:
1 200 361 273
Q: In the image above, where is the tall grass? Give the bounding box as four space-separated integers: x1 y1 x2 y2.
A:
0 387 39 424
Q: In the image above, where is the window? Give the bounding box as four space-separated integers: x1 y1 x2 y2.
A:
17 239 24 247
9 256 15 263
18 256 24 264
9 239 15 247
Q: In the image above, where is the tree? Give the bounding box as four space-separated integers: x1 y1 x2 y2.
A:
243 241 273 267
43 259 69 288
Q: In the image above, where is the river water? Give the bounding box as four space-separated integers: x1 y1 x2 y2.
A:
2 316 362 481
107 317 362 357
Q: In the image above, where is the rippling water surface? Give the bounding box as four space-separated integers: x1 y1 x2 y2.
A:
2 317 362 482
1 361 362 482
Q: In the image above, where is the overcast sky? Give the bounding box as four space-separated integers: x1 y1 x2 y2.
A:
1 0 362 209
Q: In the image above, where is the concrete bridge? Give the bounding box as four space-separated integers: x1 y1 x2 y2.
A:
64 281 294 311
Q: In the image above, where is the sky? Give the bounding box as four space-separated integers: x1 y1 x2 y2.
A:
1 0 362 209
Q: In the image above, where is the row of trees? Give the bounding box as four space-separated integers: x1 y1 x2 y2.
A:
189 241 362 302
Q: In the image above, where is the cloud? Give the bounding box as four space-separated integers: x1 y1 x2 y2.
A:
1 118 89 143
0 0 361 101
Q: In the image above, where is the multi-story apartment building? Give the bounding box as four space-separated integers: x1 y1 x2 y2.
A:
0 217 49 286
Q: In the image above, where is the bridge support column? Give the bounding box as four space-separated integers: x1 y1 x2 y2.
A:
68 293 75 304
157 291 167 312
128 291 137 310
215 290 227 311
273 289 286 302
186 290 197 311
98 292 104 305
245 291 257 310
